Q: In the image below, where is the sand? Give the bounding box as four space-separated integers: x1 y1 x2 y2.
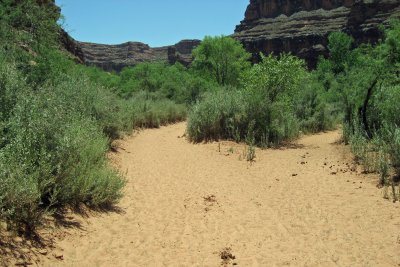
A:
34 122 400 266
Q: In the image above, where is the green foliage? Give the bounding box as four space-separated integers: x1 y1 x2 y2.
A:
319 21 400 188
0 0 190 233
0 0 61 72
187 54 331 147
382 20 400 66
118 63 214 104
240 54 306 145
128 94 187 128
242 54 306 102
327 32 354 74
294 76 339 133
0 63 126 232
192 36 251 86
187 89 245 142
245 121 256 162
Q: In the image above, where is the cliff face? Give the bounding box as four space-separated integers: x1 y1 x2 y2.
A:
74 40 200 72
60 29 85 64
234 0 400 68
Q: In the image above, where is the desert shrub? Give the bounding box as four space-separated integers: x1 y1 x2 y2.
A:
129 96 187 128
376 85 400 127
79 65 121 89
0 0 199 234
378 85 400 175
187 89 245 142
243 87 300 146
240 54 306 145
389 129 400 175
53 74 133 139
187 53 335 146
118 62 214 105
348 122 369 164
0 58 128 232
0 61 28 149
294 76 339 133
377 124 400 176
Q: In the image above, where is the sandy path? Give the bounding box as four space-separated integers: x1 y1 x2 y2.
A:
39 122 400 266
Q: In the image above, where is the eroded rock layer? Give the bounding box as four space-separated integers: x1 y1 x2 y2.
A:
76 40 200 72
234 0 400 68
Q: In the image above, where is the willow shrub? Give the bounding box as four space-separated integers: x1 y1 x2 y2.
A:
188 54 314 147
0 63 125 232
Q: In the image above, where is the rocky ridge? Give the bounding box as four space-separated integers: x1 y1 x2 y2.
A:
233 0 400 68
72 39 200 72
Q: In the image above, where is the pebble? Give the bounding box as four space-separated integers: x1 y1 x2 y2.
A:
15 259 32 266
13 237 23 243
54 252 64 260
38 249 48 255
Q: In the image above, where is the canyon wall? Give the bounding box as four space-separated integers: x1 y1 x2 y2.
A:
233 0 400 68
76 39 200 72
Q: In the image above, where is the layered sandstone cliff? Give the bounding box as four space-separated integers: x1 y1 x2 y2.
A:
234 0 400 67
74 40 200 72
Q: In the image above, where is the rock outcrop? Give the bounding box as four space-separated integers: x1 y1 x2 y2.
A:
74 39 200 72
60 29 85 64
234 0 400 68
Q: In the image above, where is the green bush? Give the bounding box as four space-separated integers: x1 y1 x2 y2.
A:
0 70 125 231
118 63 214 104
294 76 339 133
129 96 187 129
318 22 400 184
187 89 245 142
390 129 400 175
187 53 337 147
0 0 196 234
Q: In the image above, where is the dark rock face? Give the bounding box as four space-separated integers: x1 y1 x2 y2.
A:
234 0 400 68
74 39 200 72
60 29 85 64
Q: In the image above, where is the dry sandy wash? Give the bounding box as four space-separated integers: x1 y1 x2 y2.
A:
34 122 400 266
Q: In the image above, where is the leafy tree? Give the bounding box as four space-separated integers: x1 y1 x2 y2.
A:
242 53 307 102
327 32 354 74
192 36 251 86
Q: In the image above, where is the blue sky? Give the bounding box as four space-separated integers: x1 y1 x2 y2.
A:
55 0 249 47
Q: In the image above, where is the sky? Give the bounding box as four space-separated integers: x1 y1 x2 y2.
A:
55 0 249 47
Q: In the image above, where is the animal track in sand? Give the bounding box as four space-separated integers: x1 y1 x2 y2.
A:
219 247 237 266
203 195 219 212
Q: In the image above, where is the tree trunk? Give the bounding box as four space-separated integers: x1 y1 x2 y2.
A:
361 78 378 138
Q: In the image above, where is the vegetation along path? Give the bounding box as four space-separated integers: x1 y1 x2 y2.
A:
40 122 400 266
